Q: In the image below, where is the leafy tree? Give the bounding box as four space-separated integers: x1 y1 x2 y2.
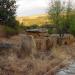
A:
63 0 72 33
48 0 75 45
48 0 65 37
0 0 17 27
48 0 73 36
69 10 75 36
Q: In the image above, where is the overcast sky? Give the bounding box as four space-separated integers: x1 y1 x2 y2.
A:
16 0 75 16
16 0 51 16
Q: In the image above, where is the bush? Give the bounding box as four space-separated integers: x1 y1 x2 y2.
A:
4 26 19 37
48 29 52 34
69 24 75 36
27 24 39 29
69 12 75 36
48 29 54 34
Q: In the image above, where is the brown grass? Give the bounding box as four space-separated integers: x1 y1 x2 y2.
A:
0 45 72 75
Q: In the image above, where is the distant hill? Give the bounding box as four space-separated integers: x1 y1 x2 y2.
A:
16 14 52 26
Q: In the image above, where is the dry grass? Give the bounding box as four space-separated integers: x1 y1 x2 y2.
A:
52 46 71 60
0 45 72 75
16 14 52 26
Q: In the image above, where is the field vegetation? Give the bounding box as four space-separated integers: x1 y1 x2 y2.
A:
16 14 52 26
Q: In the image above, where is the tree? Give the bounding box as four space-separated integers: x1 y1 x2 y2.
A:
48 0 65 37
48 0 74 45
48 0 73 35
69 9 75 36
0 0 17 27
63 0 72 33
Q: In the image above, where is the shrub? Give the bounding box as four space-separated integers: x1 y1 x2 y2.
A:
48 29 56 34
48 29 53 34
31 24 39 29
68 11 75 36
4 26 19 37
69 24 75 36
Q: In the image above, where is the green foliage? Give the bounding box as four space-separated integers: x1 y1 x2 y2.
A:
4 26 19 36
48 0 65 34
48 29 53 34
25 24 39 29
0 0 22 36
48 0 74 35
30 24 39 29
0 0 17 27
4 21 21 36
62 0 72 33
69 24 75 36
69 11 75 36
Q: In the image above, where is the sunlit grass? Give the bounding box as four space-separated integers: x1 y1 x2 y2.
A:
16 14 52 26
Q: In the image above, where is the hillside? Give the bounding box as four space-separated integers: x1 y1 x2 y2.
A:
16 14 52 26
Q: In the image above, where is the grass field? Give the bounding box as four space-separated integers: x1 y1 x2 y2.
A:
16 14 52 26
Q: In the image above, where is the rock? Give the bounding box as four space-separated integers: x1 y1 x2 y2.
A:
35 37 54 52
0 43 12 49
17 34 37 58
0 40 13 57
0 34 37 58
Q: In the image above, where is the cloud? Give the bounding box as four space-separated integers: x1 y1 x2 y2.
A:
16 0 50 16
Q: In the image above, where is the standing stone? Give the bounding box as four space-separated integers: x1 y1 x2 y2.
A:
17 34 37 58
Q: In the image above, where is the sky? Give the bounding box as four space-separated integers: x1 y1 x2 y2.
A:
16 0 75 16
16 0 50 16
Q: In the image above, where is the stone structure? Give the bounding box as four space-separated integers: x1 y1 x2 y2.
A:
25 28 54 51
26 28 49 38
0 34 37 58
35 37 54 52
26 32 75 52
